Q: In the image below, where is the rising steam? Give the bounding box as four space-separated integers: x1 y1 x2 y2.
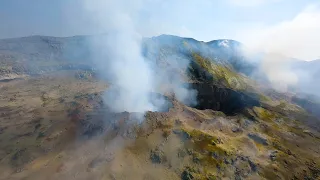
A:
82 0 196 116
236 3 320 93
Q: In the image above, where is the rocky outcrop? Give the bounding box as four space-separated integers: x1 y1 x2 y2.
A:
190 83 260 115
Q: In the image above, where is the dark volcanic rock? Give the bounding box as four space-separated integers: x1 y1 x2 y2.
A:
269 151 278 161
181 169 194 180
150 147 166 164
248 133 268 146
292 95 320 118
79 118 104 137
190 83 260 115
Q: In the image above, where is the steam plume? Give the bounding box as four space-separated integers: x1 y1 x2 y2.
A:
237 3 320 93
82 0 197 117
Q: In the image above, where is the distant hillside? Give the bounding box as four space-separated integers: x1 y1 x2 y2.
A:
1 34 318 81
0 34 320 119
0 35 92 78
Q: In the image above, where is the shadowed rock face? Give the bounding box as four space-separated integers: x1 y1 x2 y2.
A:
190 83 260 115
248 133 268 146
186 54 261 115
292 95 320 118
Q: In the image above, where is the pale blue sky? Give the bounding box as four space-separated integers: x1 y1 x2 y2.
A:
137 0 311 40
0 0 314 39
0 0 319 59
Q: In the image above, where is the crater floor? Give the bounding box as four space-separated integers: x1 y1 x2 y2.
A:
0 71 319 180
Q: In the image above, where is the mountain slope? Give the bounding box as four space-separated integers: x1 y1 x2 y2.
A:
0 34 320 179
1 35 319 118
1 34 318 88
0 35 92 79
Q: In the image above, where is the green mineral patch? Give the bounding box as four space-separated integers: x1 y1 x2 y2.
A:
260 151 320 180
180 128 233 173
252 107 278 122
192 53 252 91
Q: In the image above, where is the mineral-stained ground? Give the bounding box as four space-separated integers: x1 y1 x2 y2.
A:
0 70 319 180
0 35 320 180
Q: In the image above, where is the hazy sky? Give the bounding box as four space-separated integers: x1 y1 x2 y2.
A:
0 0 319 60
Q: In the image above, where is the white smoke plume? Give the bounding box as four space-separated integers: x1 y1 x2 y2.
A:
238 3 320 93
81 0 196 116
83 0 157 113
259 54 298 92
